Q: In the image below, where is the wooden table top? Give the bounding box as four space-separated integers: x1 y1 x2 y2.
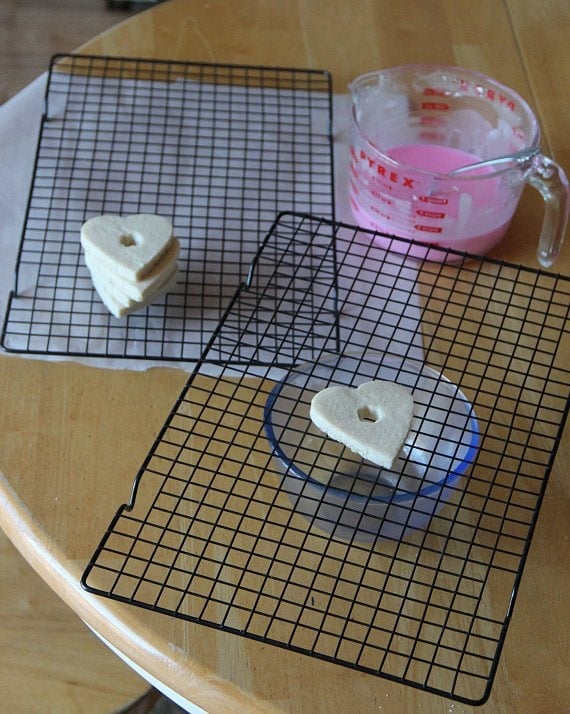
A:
1 1 568 712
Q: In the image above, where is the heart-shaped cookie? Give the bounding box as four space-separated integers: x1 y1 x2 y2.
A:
84 237 180 302
310 380 414 469
89 265 179 318
81 214 174 281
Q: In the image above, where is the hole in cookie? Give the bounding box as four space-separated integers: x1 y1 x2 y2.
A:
119 233 138 247
357 406 379 423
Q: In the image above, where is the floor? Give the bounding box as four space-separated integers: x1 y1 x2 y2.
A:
0 0 147 103
0 4 183 712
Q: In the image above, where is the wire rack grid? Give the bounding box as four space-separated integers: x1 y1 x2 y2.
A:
1 54 334 362
82 213 570 705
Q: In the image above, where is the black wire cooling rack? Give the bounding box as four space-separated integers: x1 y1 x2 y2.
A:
1 55 333 362
82 213 570 705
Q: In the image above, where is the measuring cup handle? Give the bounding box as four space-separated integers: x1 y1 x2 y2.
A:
526 155 570 268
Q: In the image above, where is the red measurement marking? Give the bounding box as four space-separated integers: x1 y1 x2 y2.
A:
421 101 449 111
419 195 448 205
417 209 446 219
415 224 443 233
423 87 447 97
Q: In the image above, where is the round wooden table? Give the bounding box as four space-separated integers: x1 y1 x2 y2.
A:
1 1 568 712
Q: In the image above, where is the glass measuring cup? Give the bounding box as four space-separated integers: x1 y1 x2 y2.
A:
349 65 569 266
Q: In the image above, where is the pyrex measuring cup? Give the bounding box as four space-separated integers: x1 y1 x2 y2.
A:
349 65 569 266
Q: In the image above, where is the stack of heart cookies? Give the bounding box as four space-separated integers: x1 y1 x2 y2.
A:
80 214 180 318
